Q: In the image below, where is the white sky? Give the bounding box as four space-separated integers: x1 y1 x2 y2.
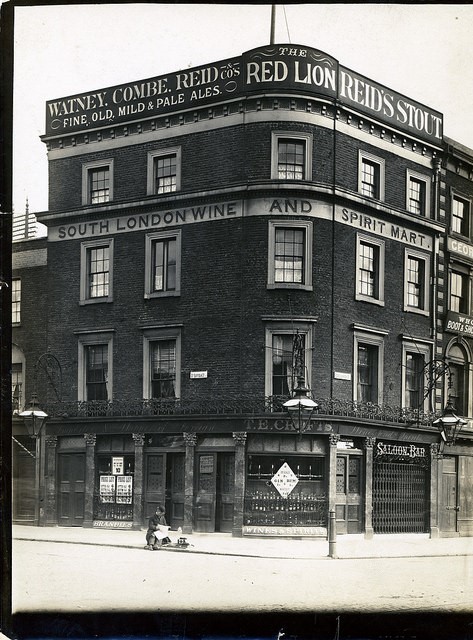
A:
11 3 473 217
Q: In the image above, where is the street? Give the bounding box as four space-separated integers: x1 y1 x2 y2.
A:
12 540 473 614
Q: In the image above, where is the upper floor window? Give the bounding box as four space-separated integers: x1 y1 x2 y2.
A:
271 132 312 181
147 148 181 196
11 362 23 413
268 221 312 291
452 195 470 237
144 230 181 298
358 151 385 201
450 269 470 314
265 324 313 399
80 239 114 304
356 235 385 305
82 160 114 205
143 327 181 400
401 341 431 412
446 344 468 417
77 331 114 402
353 327 386 405
12 278 21 324
404 249 430 315
406 170 430 216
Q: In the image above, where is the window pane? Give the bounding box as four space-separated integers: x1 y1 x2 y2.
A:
408 178 425 215
406 353 424 409
88 246 109 298
155 155 177 193
361 160 379 198
357 344 377 403
407 257 424 308
89 167 110 203
271 334 304 396
12 279 21 323
452 197 469 236
359 242 378 297
151 340 176 398
12 362 23 412
152 238 176 292
451 272 468 314
86 344 108 400
278 140 305 180
274 228 305 283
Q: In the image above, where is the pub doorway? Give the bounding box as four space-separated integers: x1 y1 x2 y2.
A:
440 456 458 535
57 453 85 526
143 451 185 529
194 452 235 532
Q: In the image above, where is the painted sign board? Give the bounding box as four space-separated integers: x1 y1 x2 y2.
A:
45 44 443 144
271 462 299 498
445 310 473 336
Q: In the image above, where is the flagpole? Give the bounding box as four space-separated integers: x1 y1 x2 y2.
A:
270 4 276 44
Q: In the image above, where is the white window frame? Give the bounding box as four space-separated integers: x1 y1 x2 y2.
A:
81 159 114 206
264 322 313 397
12 278 21 324
12 344 26 413
406 169 431 217
144 230 181 299
142 327 181 400
358 151 385 201
147 147 181 196
353 326 387 405
355 234 385 306
77 331 114 401
271 131 313 181
451 191 471 238
268 220 313 291
449 264 471 315
80 238 114 305
401 341 431 411
403 248 430 316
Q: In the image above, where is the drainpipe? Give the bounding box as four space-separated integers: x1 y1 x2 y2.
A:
432 157 442 410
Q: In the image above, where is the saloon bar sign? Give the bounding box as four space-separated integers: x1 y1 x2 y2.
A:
375 440 426 463
45 44 443 144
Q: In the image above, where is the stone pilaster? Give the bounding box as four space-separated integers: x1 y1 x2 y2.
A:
232 432 247 537
132 433 145 530
44 436 58 525
183 432 197 534
430 442 441 538
83 433 96 527
328 434 340 515
363 437 376 539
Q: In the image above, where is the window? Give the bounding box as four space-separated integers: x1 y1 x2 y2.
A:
82 160 114 205
401 342 431 411
450 269 469 314
144 231 181 298
271 132 312 181
11 362 23 413
143 328 181 400
446 343 469 417
80 239 114 304
353 327 386 405
406 171 430 216
356 235 385 305
358 152 385 200
147 148 181 196
12 278 21 324
452 195 470 237
264 323 313 398
404 249 430 314
77 332 113 402
268 221 312 290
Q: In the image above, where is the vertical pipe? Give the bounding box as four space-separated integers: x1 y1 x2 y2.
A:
328 509 337 558
270 5 276 44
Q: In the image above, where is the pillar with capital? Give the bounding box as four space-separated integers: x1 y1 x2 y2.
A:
364 436 376 539
328 433 340 524
183 432 197 534
132 433 145 530
83 433 96 527
429 442 441 538
44 435 58 525
232 431 247 537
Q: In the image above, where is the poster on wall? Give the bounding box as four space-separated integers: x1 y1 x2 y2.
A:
116 475 133 504
100 475 116 503
112 456 124 475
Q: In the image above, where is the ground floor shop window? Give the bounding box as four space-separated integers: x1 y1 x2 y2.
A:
244 455 327 526
94 436 134 521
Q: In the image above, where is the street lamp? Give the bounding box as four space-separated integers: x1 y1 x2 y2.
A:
19 392 48 525
432 398 467 450
283 377 318 433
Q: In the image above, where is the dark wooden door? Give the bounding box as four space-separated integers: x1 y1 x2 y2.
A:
165 453 185 529
216 453 235 533
194 453 217 532
57 454 85 526
440 457 458 534
335 454 363 534
13 451 35 522
144 453 166 521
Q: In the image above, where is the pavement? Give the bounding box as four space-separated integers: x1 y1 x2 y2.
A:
12 524 473 559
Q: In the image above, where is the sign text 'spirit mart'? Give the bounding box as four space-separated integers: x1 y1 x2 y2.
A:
45 44 443 144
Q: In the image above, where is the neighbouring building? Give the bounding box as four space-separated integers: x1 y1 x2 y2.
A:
12 43 473 538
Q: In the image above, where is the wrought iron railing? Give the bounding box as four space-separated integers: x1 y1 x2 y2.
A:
43 395 436 426
244 493 328 527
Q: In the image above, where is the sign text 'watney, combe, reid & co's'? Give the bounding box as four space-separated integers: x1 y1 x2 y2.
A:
46 45 442 144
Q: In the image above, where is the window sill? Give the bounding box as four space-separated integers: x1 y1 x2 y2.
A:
267 283 313 291
80 298 114 305
355 295 385 307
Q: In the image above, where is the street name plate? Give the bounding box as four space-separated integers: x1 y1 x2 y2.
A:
271 462 299 498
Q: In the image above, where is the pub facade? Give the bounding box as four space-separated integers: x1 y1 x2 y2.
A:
12 43 473 538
